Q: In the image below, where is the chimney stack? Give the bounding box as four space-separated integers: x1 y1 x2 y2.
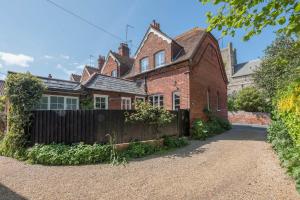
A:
97 55 105 71
48 74 52 79
118 43 130 57
151 20 160 30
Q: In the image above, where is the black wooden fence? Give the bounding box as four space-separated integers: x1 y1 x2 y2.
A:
27 109 189 145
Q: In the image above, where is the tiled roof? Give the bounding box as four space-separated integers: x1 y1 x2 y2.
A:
70 74 82 82
110 51 134 76
39 76 80 92
233 59 261 77
174 27 206 62
0 80 5 96
82 73 146 95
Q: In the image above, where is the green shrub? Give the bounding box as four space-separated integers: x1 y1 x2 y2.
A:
191 119 209 140
235 87 269 112
125 142 159 158
27 143 112 165
163 136 189 148
227 95 237 111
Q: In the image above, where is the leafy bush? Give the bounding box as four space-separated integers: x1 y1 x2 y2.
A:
27 143 112 165
227 95 237 111
267 119 300 192
163 136 189 148
0 72 45 158
235 87 269 112
191 119 209 140
276 79 300 146
125 101 175 138
124 142 159 158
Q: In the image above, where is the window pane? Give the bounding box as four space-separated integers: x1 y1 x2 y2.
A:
140 57 149 72
159 96 164 107
155 51 165 67
58 97 64 104
50 96 57 103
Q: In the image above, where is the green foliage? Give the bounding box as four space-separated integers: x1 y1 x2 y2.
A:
80 95 94 110
235 87 269 112
227 95 237 111
253 35 300 98
163 136 189 149
275 79 300 146
267 119 300 192
124 142 160 158
192 117 231 140
0 72 45 157
0 96 6 112
125 101 175 138
200 0 300 40
191 119 209 140
27 143 112 165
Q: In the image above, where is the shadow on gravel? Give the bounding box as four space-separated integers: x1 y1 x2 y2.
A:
0 183 27 200
134 125 267 161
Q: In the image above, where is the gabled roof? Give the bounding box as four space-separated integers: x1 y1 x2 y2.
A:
0 80 5 96
233 59 261 77
85 66 100 75
82 73 146 95
70 74 82 82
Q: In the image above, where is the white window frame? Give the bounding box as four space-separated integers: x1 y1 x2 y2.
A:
172 92 180 110
135 96 145 102
154 50 165 68
36 95 79 110
140 57 149 72
94 94 108 110
149 94 164 108
121 97 132 110
111 69 117 77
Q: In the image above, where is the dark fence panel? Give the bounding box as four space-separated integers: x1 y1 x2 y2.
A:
27 109 189 145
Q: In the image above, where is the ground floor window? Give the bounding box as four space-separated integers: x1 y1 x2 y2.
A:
173 92 180 110
217 91 221 111
135 96 145 103
121 97 131 110
149 94 164 108
94 95 108 110
35 95 79 110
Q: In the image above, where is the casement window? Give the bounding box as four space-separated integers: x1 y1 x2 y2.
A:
94 95 108 110
111 69 117 77
217 92 221 111
207 89 210 110
140 57 149 72
149 94 164 108
154 51 165 68
121 97 131 110
35 95 79 110
172 92 180 110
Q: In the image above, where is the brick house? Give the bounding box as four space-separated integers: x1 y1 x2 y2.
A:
6 21 228 123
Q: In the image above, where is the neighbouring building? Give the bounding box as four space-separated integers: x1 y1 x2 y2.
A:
6 21 228 123
221 42 261 95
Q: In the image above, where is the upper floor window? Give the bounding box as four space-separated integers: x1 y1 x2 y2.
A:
154 51 165 68
173 92 180 110
149 94 164 108
111 69 117 77
140 57 149 72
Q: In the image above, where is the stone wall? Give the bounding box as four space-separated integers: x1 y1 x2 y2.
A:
228 111 271 126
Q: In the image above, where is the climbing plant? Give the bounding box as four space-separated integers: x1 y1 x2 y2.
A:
0 72 45 158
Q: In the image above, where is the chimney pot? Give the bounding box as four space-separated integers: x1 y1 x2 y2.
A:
48 74 52 78
97 55 105 71
118 43 130 57
151 20 160 30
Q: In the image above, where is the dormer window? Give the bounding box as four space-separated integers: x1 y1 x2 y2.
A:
155 51 165 68
111 69 117 77
140 57 149 72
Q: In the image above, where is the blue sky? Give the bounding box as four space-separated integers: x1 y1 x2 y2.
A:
0 0 279 80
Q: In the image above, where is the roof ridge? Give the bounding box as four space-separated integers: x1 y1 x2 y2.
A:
174 27 206 40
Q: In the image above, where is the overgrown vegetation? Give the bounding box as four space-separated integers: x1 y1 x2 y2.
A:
200 0 300 40
80 95 94 110
191 111 231 140
0 72 44 158
25 136 189 165
125 101 175 138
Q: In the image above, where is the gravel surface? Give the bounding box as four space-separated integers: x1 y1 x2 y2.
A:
0 125 299 200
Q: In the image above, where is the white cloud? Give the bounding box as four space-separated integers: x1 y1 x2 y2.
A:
76 64 85 69
56 64 75 75
60 54 70 60
43 55 53 59
0 52 34 67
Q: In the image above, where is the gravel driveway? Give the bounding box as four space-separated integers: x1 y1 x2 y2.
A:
0 125 299 200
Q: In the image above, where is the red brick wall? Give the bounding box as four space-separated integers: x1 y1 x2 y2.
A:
133 32 172 75
143 63 190 110
91 90 141 110
189 34 228 123
228 111 271 125
102 55 118 77
81 68 91 82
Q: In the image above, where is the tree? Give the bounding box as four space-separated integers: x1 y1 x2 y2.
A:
253 34 300 98
235 87 269 112
200 0 300 40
